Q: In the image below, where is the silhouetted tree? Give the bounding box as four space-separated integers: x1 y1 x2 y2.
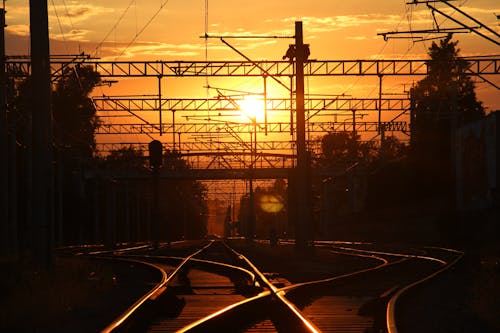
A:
380 135 408 161
9 67 102 244
410 36 484 198
318 131 375 171
53 65 101 159
367 136 412 210
99 147 208 242
52 66 101 243
159 149 208 239
104 146 147 171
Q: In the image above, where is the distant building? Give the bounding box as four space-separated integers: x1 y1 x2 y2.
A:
455 111 499 211
206 199 227 236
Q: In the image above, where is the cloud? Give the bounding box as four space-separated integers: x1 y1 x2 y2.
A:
52 29 92 42
97 41 209 60
6 25 30 37
405 5 500 27
48 3 114 23
63 6 90 19
282 14 403 33
345 36 368 41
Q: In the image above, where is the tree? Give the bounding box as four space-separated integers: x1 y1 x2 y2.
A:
104 146 147 171
8 66 102 245
53 65 101 159
99 147 208 242
318 131 375 170
410 36 484 198
52 66 101 243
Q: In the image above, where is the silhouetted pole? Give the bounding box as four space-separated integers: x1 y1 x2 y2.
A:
105 180 117 248
0 7 8 256
294 21 312 251
247 122 257 243
149 140 162 249
30 0 53 269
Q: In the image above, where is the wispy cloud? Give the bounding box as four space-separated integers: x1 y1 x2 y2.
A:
345 36 368 41
97 41 209 60
281 14 403 33
52 29 92 42
6 25 30 37
48 3 115 24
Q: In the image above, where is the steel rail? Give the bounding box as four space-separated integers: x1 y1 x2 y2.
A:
100 241 213 333
386 247 464 333
178 241 321 333
179 241 399 332
177 290 274 333
126 254 257 285
223 242 321 332
176 241 457 332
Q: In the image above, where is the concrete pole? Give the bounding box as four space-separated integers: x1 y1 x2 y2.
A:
0 8 9 257
378 74 383 135
294 21 312 251
8 78 18 257
30 0 53 269
158 76 163 136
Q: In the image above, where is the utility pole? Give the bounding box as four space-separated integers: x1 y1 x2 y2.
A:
149 140 163 249
30 0 53 269
0 6 9 257
294 21 312 251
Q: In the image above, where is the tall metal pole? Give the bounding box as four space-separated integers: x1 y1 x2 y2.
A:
263 75 268 136
0 7 9 256
378 74 383 134
294 21 312 251
8 77 18 257
30 0 53 269
247 123 256 243
158 76 163 136
172 110 176 150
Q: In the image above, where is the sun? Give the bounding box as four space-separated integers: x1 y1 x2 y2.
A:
238 95 266 123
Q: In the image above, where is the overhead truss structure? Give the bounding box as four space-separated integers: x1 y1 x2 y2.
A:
95 121 407 135
6 56 498 172
6 58 500 78
92 96 411 113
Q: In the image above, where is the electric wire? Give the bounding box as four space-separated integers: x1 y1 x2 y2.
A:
50 0 67 47
61 0 75 33
114 0 171 60
92 0 136 57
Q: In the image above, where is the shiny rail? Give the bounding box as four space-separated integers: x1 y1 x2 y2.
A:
100 241 213 333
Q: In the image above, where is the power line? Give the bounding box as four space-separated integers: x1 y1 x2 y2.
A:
92 0 136 57
115 0 171 60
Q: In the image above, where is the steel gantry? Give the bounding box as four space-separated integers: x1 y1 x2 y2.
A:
6 58 500 78
94 121 407 135
92 96 411 113
5 56 499 172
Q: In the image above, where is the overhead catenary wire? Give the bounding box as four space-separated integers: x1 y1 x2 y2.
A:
92 0 136 58
115 0 172 60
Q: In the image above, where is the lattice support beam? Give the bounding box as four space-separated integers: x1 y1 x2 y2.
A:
92 96 411 113
6 58 500 78
94 120 407 135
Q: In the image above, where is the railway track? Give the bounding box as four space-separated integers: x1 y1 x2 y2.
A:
87 240 463 333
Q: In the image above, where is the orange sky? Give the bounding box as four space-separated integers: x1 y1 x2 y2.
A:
4 1 500 125
4 1 499 204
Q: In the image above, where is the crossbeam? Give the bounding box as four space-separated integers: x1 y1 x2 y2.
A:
95 164 354 180
6 58 500 77
96 140 299 153
92 96 411 113
94 120 407 135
